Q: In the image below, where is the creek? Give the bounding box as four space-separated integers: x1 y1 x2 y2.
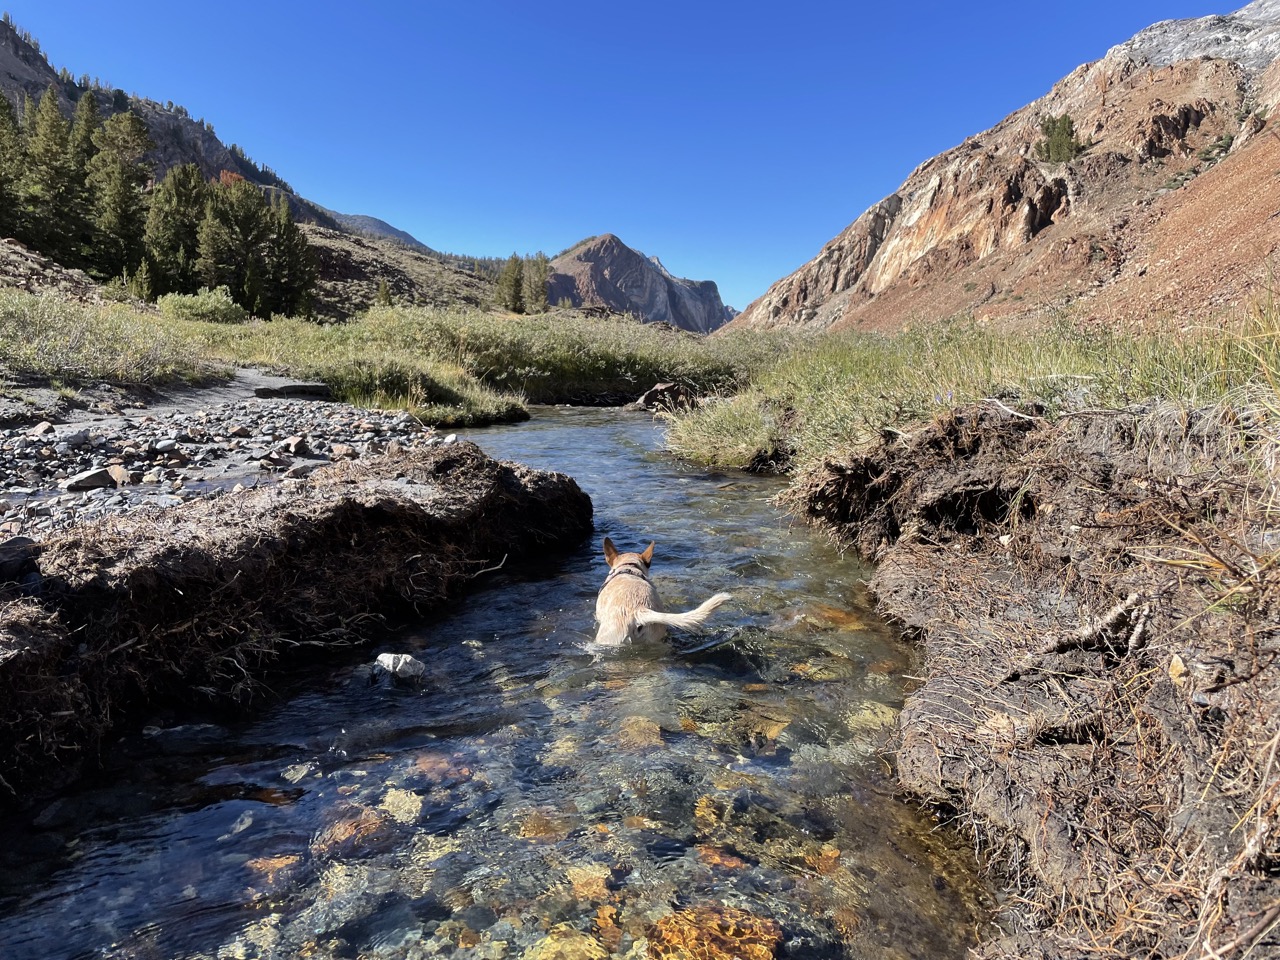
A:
0 406 992 959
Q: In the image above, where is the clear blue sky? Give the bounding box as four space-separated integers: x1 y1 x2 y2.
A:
3 2 1233 309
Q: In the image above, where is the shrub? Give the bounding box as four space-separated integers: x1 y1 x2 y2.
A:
156 286 249 325
1034 114 1087 163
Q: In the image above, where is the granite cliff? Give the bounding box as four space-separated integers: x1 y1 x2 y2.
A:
730 0 1280 333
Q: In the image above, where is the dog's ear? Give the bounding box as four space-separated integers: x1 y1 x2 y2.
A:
603 537 618 566
640 542 655 565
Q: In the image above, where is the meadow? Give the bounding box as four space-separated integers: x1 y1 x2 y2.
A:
4 288 1278 455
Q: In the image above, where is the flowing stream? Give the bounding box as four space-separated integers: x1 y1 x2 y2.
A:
0 407 993 959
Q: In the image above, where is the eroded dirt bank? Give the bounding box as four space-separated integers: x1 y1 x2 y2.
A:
788 403 1280 959
0 441 593 807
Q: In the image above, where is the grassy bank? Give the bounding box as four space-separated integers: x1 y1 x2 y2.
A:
665 313 1280 470
0 293 774 426
0 290 219 387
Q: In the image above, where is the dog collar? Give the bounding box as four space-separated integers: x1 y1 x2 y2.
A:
604 562 648 584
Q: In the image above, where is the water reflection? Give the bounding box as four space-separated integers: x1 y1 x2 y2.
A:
0 407 991 959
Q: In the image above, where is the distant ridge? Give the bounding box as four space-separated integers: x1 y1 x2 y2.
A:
311 208 433 251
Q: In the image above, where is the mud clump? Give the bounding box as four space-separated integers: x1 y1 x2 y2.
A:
789 402 1280 960
0 441 592 807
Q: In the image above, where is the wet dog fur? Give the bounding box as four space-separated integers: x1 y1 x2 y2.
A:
593 537 731 646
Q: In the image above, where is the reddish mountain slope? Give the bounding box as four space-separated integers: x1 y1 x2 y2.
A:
729 1 1280 334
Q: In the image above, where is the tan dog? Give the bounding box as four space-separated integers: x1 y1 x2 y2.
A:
593 537 732 646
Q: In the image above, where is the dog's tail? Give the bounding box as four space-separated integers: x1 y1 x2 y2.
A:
635 593 732 632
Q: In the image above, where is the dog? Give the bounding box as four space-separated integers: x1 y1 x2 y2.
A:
593 537 732 646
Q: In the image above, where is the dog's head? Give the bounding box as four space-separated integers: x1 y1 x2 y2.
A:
602 536 654 571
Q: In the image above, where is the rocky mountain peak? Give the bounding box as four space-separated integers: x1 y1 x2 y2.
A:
548 235 734 333
1114 0 1280 73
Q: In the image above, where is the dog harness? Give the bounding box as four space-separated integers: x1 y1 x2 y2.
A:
604 561 648 585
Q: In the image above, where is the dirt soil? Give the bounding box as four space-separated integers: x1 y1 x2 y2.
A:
0 440 593 808
788 402 1280 959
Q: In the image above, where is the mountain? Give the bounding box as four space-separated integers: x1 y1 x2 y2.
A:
311 208 432 251
728 0 1280 334
302 226 492 320
548 234 736 333
0 19 734 326
0 19 304 201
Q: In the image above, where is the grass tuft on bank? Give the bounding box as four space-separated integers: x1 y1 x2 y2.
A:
664 312 1280 471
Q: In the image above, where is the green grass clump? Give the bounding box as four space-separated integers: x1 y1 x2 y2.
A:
173 315 529 426
0 292 784 427
156 286 249 325
665 313 1280 472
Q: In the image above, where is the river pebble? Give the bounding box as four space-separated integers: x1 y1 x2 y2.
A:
0 398 443 535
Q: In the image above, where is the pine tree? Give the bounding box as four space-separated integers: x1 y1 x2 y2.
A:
262 194 314 317
0 96 23 239
1034 115 1086 163
522 251 549 314
375 276 393 307
87 110 154 279
20 92 36 139
144 163 208 296
196 177 273 313
495 252 524 313
69 89 100 176
126 258 153 301
18 84 79 261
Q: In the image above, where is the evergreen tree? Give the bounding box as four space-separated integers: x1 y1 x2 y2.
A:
1034 115 1086 163
18 84 79 261
63 88 103 263
495 252 524 313
196 176 274 314
144 163 208 296
0 96 23 239
20 92 36 140
69 89 101 176
375 276 393 307
87 110 154 279
522 251 549 314
261 194 314 317
126 258 153 301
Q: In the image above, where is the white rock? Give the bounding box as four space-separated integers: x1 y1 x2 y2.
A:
374 652 426 679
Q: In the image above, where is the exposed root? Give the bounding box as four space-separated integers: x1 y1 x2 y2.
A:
788 402 1280 960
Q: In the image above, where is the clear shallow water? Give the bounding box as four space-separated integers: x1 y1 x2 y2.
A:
0 407 992 959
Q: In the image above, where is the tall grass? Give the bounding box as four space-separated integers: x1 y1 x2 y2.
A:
0 290 220 385
0 293 779 427
664 312 1280 471
357 306 781 402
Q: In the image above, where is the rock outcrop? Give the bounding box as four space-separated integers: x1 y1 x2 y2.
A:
549 234 735 333
729 0 1280 334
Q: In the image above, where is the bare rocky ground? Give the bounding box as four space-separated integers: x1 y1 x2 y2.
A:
788 402 1280 960
0 369 450 536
